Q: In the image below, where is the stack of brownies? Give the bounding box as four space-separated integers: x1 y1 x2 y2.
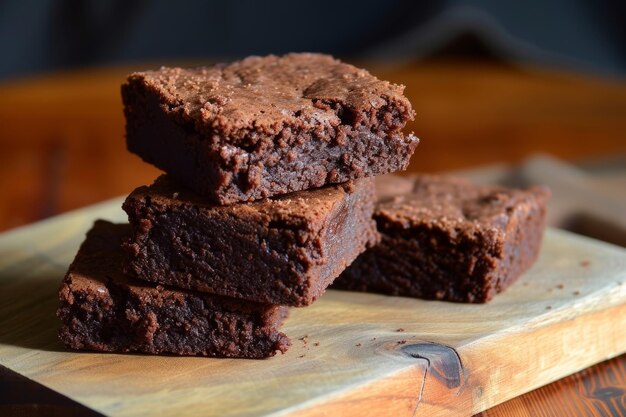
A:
57 53 420 358
57 53 550 359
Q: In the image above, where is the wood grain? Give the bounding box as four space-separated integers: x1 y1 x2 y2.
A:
0 200 624 417
477 355 626 417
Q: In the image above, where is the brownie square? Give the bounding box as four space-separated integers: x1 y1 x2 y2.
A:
57 221 290 358
334 175 550 303
122 53 419 204
122 175 379 306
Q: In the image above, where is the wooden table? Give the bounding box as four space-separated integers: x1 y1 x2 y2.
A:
0 59 625 416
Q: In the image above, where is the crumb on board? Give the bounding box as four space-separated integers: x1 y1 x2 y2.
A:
573 290 581 296
371 337 377 341
556 284 565 289
355 343 362 347
580 260 591 267
396 328 405 332
298 354 305 358
397 340 407 345
313 342 320 346
299 335 309 344
546 306 552 310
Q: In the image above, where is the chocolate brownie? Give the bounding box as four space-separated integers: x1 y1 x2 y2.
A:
122 53 419 204
122 175 379 306
334 175 550 303
57 221 290 358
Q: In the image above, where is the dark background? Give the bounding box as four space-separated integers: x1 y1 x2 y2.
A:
1 0 626 80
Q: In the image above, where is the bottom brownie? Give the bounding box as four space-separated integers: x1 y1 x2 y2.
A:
334 175 550 303
57 220 290 358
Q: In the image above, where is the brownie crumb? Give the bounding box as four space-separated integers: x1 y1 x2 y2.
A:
313 342 320 347
546 306 552 310
396 328 405 332
556 284 565 289
573 290 581 296
580 260 591 267
355 343 362 347
397 340 407 345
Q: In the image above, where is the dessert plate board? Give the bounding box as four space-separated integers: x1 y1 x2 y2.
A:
0 196 625 417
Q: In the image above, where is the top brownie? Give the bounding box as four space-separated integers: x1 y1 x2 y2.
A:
122 53 418 204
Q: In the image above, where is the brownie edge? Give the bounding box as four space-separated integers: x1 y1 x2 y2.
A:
57 221 290 358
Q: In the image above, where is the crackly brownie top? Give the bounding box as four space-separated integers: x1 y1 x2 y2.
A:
376 175 550 234
124 53 414 141
127 175 373 230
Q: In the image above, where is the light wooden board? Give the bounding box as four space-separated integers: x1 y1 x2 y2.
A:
0 198 625 417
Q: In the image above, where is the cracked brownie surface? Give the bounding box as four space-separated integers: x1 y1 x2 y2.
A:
122 53 418 204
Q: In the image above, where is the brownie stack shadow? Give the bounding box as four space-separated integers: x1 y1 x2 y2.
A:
57 53 419 358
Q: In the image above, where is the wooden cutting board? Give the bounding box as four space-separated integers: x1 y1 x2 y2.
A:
0 197 625 417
